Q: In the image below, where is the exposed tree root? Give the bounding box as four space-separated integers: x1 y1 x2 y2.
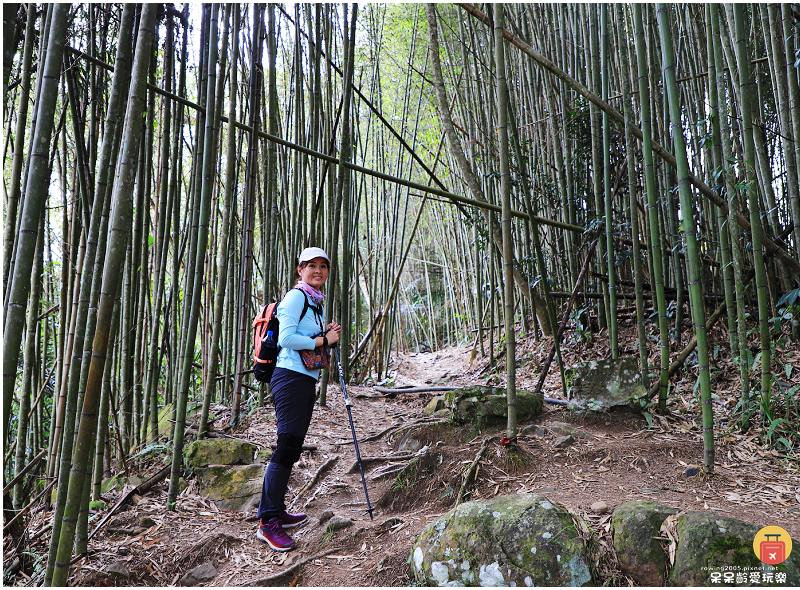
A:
295 456 339 498
456 438 491 505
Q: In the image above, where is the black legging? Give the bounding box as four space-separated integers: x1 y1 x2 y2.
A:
256 367 316 520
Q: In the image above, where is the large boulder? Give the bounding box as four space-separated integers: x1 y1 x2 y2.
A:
195 464 266 511
566 357 646 412
183 438 256 470
443 386 543 428
411 494 593 586
611 501 676 586
668 512 800 586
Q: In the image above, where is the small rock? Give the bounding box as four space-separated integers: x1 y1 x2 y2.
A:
104 561 129 577
318 510 334 524
178 562 217 586
444 385 543 427
682 466 700 478
379 517 404 529
547 421 596 440
590 501 608 514
326 515 353 531
140 516 155 528
554 435 576 448
520 425 548 438
117 547 129 556
108 517 124 528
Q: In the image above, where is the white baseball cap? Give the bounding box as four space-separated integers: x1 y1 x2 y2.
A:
298 247 330 265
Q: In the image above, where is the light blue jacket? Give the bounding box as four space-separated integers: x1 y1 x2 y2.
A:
276 288 325 379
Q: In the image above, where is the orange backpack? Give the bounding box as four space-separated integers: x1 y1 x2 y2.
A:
252 288 316 382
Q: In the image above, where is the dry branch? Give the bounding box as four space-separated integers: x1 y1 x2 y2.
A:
535 242 596 394
348 451 423 474
648 303 727 398
87 464 170 542
239 548 337 586
3 479 55 532
457 438 491 505
2 448 47 495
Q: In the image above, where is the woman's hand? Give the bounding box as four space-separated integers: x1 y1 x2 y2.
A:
325 321 342 346
317 321 342 347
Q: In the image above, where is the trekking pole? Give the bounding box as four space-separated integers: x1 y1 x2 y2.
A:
333 345 374 520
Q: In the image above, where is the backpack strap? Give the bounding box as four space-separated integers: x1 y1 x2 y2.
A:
292 287 324 330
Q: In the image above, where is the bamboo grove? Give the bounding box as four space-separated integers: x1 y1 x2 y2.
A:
3 3 800 582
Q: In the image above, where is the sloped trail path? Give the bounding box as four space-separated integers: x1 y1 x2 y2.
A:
10 338 800 587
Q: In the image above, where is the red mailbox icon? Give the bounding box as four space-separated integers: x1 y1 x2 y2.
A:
760 534 786 565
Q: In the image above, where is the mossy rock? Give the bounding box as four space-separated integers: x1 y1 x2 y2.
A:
100 473 142 494
424 396 446 416
101 473 125 495
196 464 266 511
611 500 677 586
566 357 646 412
670 512 800 586
183 438 256 470
443 385 543 428
411 493 593 586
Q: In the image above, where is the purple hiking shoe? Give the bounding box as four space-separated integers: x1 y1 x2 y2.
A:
278 511 308 529
257 517 296 551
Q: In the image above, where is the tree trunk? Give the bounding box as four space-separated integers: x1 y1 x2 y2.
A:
49 6 157 584
3 3 69 448
657 3 714 471
168 5 220 508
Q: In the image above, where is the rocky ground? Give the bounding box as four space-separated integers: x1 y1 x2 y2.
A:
8 326 800 587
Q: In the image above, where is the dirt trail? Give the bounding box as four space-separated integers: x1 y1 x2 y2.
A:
18 340 800 587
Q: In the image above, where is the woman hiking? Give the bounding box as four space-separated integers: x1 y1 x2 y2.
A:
256 247 342 551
